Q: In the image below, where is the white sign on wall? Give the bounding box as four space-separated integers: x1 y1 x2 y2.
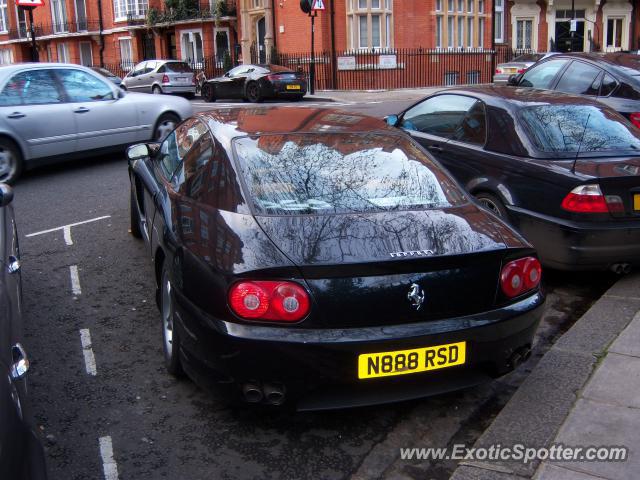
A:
379 55 397 69
337 56 356 70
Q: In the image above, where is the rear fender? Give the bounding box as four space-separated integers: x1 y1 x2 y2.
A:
466 177 516 207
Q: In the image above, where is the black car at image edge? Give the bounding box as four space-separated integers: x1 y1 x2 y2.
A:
0 184 48 478
127 107 544 410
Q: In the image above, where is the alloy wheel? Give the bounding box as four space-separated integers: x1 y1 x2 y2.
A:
161 271 174 359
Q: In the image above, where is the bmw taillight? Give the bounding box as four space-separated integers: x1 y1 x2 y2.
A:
517 68 526 73
162 74 170 84
495 68 503 74
561 184 623 214
500 257 542 298
630 113 640 129
228 281 310 322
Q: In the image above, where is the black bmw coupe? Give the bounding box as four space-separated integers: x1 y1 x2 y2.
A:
127 107 544 410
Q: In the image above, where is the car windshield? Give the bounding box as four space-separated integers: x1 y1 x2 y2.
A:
164 62 192 73
512 53 544 63
519 105 640 154
232 133 466 215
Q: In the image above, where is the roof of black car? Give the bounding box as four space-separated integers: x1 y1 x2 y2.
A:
197 107 394 138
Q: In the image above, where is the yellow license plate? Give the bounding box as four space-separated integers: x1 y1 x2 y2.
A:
358 341 466 379
286 84 301 90
634 194 640 211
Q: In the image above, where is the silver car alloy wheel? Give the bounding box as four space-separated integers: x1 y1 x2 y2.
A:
161 271 174 359
155 119 177 142
0 145 16 182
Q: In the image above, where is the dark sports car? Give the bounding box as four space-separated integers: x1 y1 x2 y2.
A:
387 86 640 272
200 64 307 103
127 107 544 410
0 184 48 478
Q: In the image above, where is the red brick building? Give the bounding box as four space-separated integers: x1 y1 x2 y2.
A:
0 0 637 82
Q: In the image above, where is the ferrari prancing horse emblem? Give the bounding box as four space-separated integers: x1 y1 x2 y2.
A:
407 283 425 310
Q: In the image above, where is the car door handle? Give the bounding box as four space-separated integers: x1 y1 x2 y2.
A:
7 255 20 274
427 145 443 153
74 107 90 114
10 343 29 380
7 112 25 119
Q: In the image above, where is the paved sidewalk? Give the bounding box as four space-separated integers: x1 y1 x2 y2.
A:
307 87 442 104
451 273 640 480
535 309 640 480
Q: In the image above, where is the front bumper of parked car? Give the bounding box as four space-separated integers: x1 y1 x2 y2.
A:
171 288 544 410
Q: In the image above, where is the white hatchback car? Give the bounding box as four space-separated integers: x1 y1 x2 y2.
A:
0 63 193 184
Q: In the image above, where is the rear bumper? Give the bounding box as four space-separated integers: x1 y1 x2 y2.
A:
173 289 544 409
493 74 511 84
263 83 307 98
161 85 196 94
509 206 640 270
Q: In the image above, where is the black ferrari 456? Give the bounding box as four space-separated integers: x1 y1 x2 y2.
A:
200 64 307 103
127 107 545 410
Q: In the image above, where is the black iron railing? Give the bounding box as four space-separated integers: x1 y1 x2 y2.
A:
7 19 100 39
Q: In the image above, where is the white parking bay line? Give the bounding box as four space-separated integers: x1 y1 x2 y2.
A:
99 436 120 480
70 265 82 296
26 215 111 239
79 329 97 376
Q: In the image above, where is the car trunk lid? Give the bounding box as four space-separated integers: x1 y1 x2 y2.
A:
253 205 520 328
574 156 640 218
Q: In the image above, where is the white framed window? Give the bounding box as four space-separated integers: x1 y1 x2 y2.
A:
51 0 68 33
79 41 92 66
516 18 533 50
478 17 484 48
457 16 464 47
214 27 230 62
436 16 443 48
347 0 393 50
447 0 453 13
467 0 473 13
436 0 442 12
495 0 504 43
57 43 69 63
467 17 473 47
119 37 132 69
606 17 624 49
457 0 463 13
0 0 7 33
113 0 148 21
181 29 203 63
447 16 454 48
478 0 484 13
0 49 13 65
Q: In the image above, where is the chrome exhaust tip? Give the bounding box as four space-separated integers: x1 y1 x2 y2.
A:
242 382 263 403
610 263 631 275
263 382 286 406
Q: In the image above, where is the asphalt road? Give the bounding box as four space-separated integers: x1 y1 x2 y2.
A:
12 97 616 480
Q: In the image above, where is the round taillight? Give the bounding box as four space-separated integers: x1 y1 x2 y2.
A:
271 283 310 321
500 257 542 298
229 282 270 318
228 281 310 322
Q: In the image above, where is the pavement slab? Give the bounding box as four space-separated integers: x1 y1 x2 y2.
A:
580 352 640 409
608 312 640 358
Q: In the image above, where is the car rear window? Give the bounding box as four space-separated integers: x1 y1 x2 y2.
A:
163 62 193 73
512 53 544 63
232 133 466 215
519 105 640 154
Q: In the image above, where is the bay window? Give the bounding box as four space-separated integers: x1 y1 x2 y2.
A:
113 0 148 21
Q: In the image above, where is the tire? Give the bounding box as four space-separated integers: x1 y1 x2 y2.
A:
152 85 163 95
201 83 216 103
129 185 142 239
0 137 23 185
160 262 183 377
153 113 180 142
245 82 263 103
475 192 509 220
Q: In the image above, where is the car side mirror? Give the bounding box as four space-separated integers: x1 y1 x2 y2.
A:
507 74 521 86
127 143 151 161
385 114 399 127
224 72 230 78
0 184 13 207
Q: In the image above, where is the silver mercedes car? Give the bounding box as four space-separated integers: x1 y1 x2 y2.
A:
0 63 193 184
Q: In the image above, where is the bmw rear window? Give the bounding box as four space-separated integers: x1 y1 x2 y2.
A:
232 133 466 215
519 105 640 155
